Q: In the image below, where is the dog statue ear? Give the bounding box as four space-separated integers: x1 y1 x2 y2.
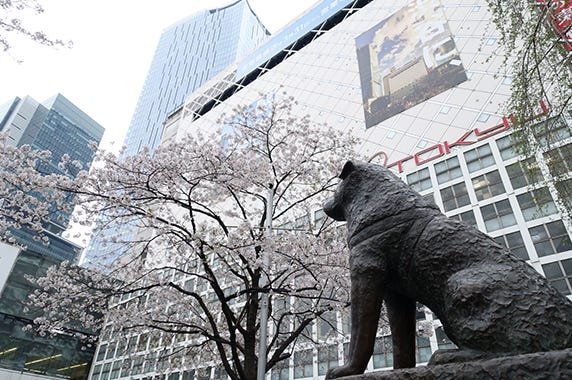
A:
339 160 356 179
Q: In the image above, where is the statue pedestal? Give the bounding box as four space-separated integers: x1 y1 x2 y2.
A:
341 349 572 380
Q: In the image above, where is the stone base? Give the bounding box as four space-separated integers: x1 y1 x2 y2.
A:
342 349 572 380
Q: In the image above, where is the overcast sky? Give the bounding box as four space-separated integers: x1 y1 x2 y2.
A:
0 0 316 150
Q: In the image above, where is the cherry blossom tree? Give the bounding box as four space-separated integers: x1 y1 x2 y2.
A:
486 0 571 128
485 0 572 213
26 95 359 380
0 132 76 246
1 0 71 59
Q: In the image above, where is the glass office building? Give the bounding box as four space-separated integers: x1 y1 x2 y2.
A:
0 94 104 379
83 0 269 269
89 0 572 379
1 94 105 234
122 0 269 157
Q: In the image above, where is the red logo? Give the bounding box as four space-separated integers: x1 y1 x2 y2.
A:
370 101 549 173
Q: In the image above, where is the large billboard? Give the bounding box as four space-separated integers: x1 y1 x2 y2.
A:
356 0 467 128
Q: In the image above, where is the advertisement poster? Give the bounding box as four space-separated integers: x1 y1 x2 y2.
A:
356 0 467 128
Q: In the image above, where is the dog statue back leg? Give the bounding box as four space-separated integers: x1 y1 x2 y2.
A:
385 290 416 368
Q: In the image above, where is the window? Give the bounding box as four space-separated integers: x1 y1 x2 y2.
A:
101 363 112 380
506 158 541 190
481 199 516 232
555 179 572 210
92 365 102 380
318 345 339 376
529 221 572 257
184 278 195 292
181 370 195 380
100 326 112 342
273 296 292 336
96 344 107 362
294 350 313 378
435 326 456 350
494 231 529 260
115 338 126 357
441 182 470 211
120 358 131 378
542 259 572 295
451 210 477 228
105 342 116 360
416 336 432 363
144 352 157 373
314 209 325 229
533 117 572 148
465 144 495 172
496 135 518 160
544 143 572 177
318 311 337 340
110 361 122 379
293 299 313 342
137 333 149 351
477 113 491 122
472 170 505 200
435 156 462 184
197 367 211 380
341 311 351 336
372 336 393 368
131 356 144 375
127 335 138 351
213 366 226 380
148 332 161 349
271 358 289 380
407 168 432 192
517 188 557 221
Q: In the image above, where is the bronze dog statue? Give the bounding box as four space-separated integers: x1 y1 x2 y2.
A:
324 161 572 378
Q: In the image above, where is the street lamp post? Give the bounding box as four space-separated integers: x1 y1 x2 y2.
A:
257 185 273 380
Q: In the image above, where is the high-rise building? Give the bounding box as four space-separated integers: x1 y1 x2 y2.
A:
82 0 269 268
0 94 104 380
89 0 572 379
123 0 269 157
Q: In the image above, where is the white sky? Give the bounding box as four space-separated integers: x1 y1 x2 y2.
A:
0 0 316 151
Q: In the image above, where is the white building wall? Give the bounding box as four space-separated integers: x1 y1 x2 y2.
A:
0 243 20 295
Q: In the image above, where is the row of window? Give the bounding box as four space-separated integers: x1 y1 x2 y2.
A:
92 325 456 380
410 123 572 193
404 128 572 288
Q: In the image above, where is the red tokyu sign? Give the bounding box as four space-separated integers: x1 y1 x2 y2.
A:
537 0 572 50
370 101 549 173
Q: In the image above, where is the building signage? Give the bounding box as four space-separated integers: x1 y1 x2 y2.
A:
371 101 549 173
236 0 355 79
537 0 572 50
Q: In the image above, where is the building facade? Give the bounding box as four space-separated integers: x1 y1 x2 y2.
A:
88 0 572 379
0 94 105 379
83 0 270 269
122 0 269 157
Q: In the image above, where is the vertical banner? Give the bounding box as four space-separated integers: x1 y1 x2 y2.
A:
356 0 467 128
